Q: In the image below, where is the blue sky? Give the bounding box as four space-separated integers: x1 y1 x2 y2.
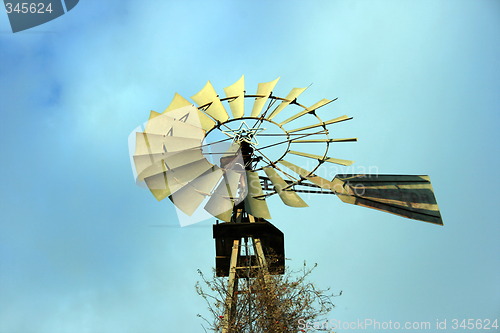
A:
0 1 499 332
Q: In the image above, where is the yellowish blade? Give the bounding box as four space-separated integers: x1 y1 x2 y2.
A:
144 113 205 139
163 93 191 112
204 169 245 222
144 159 215 201
333 174 443 225
135 133 201 156
279 99 333 125
168 168 223 216
267 87 307 120
135 149 206 180
135 132 164 156
144 174 172 201
288 115 352 133
162 96 215 131
244 170 271 219
263 167 308 207
289 150 354 166
224 75 245 118
134 157 164 181
278 160 335 190
143 111 160 133
191 81 229 123
148 110 161 120
291 138 358 143
250 77 280 117
163 136 200 152
163 149 207 170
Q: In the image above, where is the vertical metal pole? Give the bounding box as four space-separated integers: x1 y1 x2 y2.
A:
222 239 240 333
248 215 271 284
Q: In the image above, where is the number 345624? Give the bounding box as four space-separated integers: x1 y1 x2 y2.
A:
5 2 54 14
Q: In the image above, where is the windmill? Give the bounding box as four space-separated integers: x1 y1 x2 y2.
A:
130 76 443 332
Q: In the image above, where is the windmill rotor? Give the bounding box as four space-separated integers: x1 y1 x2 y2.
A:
130 75 443 226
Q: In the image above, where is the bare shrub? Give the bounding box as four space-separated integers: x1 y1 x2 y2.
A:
196 262 337 332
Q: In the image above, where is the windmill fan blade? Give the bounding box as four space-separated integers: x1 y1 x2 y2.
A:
280 99 334 125
147 110 161 122
244 170 271 219
161 136 201 152
289 150 354 166
144 113 206 139
251 77 280 117
135 132 164 156
191 81 229 123
263 167 308 207
168 167 224 216
333 174 443 225
163 93 191 113
134 155 165 180
144 159 216 201
267 87 307 120
224 75 245 118
205 169 246 222
288 115 352 133
135 148 207 180
163 100 215 132
279 160 334 190
135 133 201 156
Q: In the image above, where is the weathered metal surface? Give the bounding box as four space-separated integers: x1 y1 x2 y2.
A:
213 221 285 277
333 174 443 225
222 239 240 333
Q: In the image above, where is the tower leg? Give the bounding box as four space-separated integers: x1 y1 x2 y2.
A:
216 214 284 332
222 239 239 333
249 215 272 285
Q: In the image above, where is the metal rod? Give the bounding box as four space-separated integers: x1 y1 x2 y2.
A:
222 239 240 333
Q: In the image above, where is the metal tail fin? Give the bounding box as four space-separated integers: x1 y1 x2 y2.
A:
333 174 443 225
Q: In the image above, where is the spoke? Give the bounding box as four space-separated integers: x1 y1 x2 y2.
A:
203 152 239 155
254 130 327 152
251 149 301 182
199 136 234 148
219 121 237 137
256 131 327 136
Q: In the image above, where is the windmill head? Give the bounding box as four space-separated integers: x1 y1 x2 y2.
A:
129 76 443 226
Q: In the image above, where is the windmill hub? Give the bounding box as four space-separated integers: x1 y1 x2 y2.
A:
224 121 263 146
205 117 290 170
